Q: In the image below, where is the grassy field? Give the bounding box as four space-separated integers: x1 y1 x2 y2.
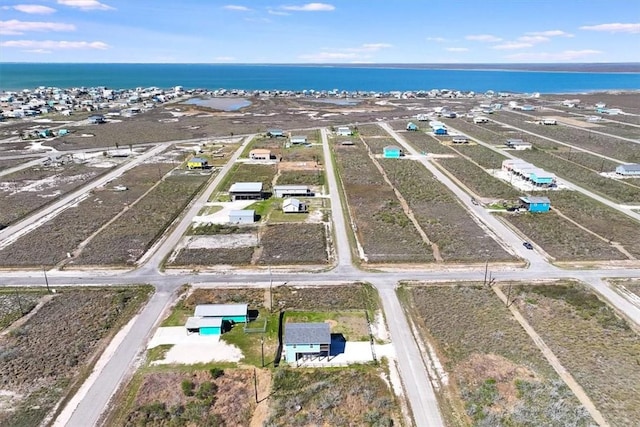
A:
513 282 640 426
332 138 431 263
547 191 640 258
266 366 401 426
215 162 277 197
399 283 593 426
437 157 522 199
449 144 509 169
257 223 328 265
498 211 628 261
72 173 208 266
0 287 151 427
0 162 177 267
276 169 324 186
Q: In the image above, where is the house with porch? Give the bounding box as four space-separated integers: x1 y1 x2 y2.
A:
250 149 272 160
284 323 331 363
383 145 403 158
282 198 308 213
229 182 263 201
187 157 208 169
520 196 551 213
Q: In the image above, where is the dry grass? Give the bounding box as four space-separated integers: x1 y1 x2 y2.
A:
400 283 592 427
171 247 255 267
437 157 522 199
257 223 328 265
276 170 324 186
0 287 151 427
513 282 640 426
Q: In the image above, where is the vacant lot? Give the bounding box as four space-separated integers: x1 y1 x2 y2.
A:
0 162 108 227
332 139 431 263
400 284 592 426
0 162 177 267
72 174 208 266
217 162 277 196
450 144 509 169
0 287 151 427
267 367 401 426
276 169 324 186
513 282 640 426
547 191 640 258
498 211 627 261
0 289 47 330
437 157 522 199
257 223 328 265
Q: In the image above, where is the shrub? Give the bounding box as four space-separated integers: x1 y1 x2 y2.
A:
181 379 195 396
209 367 224 379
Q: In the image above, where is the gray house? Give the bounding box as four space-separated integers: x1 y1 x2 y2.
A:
284 323 331 363
273 185 314 198
229 209 255 224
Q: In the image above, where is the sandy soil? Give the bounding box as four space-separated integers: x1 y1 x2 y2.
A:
147 326 243 365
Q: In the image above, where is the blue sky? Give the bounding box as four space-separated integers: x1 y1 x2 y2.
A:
1 0 639 63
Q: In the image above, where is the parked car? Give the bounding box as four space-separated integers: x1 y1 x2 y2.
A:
523 242 534 250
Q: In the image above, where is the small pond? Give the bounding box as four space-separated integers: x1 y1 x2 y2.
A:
183 97 251 111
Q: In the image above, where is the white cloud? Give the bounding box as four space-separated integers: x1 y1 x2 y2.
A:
214 56 236 61
506 49 602 61
282 3 335 11
299 42 390 62
0 19 75 35
446 47 468 52
268 9 290 15
427 37 448 43
361 43 392 50
25 49 52 53
57 0 114 11
11 4 57 14
526 30 573 37
0 40 109 49
518 35 550 44
580 23 640 34
466 34 502 42
223 5 251 11
492 42 533 50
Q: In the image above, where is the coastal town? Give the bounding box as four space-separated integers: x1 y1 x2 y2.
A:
1 84 640 427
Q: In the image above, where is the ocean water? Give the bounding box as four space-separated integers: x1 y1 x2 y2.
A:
0 63 639 93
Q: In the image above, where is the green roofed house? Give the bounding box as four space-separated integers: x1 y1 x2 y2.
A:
284 323 331 364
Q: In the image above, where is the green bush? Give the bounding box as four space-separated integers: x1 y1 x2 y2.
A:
181 379 194 396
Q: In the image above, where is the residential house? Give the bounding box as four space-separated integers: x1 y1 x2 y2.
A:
616 164 640 176
88 114 106 124
249 149 272 160
519 196 551 213
284 323 331 363
229 209 255 224
505 139 532 150
406 122 419 131
267 129 285 138
473 116 489 124
452 136 468 144
383 145 403 158
336 126 352 136
229 182 263 201
290 135 308 145
433 126 448 135
282 198 308 213
187 157 208 169
273 185 314 198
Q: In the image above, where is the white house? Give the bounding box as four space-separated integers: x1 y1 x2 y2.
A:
473 116 489 124
282 198 307 213
229 209 255 224
336 126 352 136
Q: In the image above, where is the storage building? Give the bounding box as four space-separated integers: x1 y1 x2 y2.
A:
229 182 263 201
229 209 255 224
616 164 640 176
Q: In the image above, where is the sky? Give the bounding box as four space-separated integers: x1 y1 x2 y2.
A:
0 0 639 63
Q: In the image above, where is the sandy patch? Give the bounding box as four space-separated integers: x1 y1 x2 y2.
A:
185 234 258 249
192 200 256 225
148 327 243 365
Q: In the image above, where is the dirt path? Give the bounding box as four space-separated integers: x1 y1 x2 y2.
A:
359 136 443 262
1 294 55 337
492 285 610 427
249 368 272 427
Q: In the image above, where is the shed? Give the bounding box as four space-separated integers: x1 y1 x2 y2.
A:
229 182 263 201
185 317 222 335
406 122 419 131
616 164 640 176
473 116 489 124
290 135 308 145
229 209 255 224
284 323 331 362
267 129 285 138
383 145 403 158
187 157 208 169
336 126 352 136
282 198 308 213
273 185 313 198
452 136 468 144
250 149 272 160
505 139 532 150
195 304 248 323
520 196 551 213
433 127 448 135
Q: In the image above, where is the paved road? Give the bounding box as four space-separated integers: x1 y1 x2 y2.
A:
1 125 640 426
320 128 354 271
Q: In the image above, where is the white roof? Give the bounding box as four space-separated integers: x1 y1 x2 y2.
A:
229 182 263 192
185 316 222 329
274 185 309 191
194 304 248 317
283 198 301 208
229 209 255 218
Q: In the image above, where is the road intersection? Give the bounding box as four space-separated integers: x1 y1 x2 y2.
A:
1 123 639 427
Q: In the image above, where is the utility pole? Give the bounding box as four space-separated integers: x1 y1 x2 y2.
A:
254 368 259 403
43 266 50 293
269 265 273 312
261 334 265 368
14 288 24 315
483 258 489 286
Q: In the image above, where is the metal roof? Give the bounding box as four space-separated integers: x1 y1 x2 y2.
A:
284 322 331 345
520 196 551 204
194 304 248 317
274 185 309 191
185 316 222 329
189 157 207 163
229 182 263 192
283 198 301 208
618 163 640 172
384 145 402 151
229 209 255 218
